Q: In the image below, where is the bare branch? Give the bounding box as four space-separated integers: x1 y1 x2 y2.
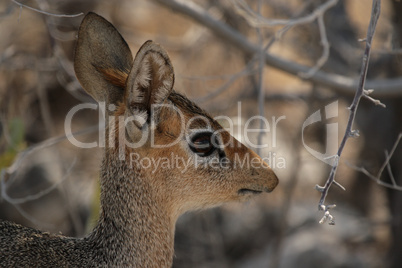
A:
256 0 265 156
11 204 56 229
316 0 382 225
299 13 330 78
10 0 83 18
385 151 398 188
0 124 99 226
346 133 402 191
1 159 76 205
378 133 402 179
193 59 257 103
153 0 402 98
363 89 386 107
2 125 98 178
232 0 337 28
234 0 334 78
264 92 337 102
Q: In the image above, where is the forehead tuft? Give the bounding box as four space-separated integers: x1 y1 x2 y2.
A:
167 91 223 131
168 92 210 118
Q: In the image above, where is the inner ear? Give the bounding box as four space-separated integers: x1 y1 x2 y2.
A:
125 41 175 118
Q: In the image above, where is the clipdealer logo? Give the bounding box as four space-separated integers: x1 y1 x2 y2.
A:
302 101 339 166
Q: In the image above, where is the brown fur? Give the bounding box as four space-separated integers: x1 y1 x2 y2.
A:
97 67 128 89
0 12 278 267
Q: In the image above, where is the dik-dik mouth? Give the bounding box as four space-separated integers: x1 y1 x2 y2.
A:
238 188 264 195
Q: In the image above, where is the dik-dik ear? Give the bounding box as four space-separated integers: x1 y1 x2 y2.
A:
124 41 174 128
74 12 133 107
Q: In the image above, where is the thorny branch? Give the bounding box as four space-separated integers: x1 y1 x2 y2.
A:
316 0 382 225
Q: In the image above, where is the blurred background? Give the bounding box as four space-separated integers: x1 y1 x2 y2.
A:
0 0 401 267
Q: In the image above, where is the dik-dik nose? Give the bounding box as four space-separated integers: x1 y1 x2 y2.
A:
251 156 279 193
235 149 279 196
262 165 279 192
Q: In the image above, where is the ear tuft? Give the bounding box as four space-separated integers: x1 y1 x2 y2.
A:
126 41 175 114
135 57 152 90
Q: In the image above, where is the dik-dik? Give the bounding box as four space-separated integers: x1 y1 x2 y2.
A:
0 12 278 267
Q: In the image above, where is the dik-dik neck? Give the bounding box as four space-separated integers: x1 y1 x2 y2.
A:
90 147 176 267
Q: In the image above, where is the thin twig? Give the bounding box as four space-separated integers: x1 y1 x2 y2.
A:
153 0 402 98
299 13 330 78
1 159 77 205
12 204 56 229
1 125 99 228
234 0 334 78
264 92 337 102
348 164 402 191
377 133 402 178
2 125 99 178
11 0 83 17
194 59 257 103
256 0 265 156
316 0 382 225
363 89 386 107
346 133 402 191
36 73 55 136
232 0 337 28
385 151 398 188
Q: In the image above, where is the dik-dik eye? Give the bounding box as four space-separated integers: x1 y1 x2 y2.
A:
189 132 217 157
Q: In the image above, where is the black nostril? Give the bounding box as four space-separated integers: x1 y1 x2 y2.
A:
251 169 260 176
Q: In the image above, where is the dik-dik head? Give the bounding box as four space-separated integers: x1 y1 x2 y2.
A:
74 13 278 217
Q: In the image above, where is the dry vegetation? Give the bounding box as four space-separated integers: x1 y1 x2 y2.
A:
0 0 401 267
